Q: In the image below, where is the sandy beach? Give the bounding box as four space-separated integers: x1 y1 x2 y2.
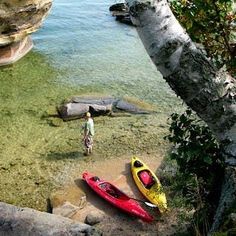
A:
56 154 183 236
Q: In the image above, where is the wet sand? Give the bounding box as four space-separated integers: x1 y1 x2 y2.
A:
69 155 176 236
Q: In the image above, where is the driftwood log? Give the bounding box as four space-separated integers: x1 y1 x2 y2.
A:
57 96 150 121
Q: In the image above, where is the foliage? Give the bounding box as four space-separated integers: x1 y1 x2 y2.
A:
169 0 236 75
165 108 225 235
165 109 224 177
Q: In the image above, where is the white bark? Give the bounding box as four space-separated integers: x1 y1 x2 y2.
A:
125 0 236 232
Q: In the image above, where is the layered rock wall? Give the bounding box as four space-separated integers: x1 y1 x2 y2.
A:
0 0 52 65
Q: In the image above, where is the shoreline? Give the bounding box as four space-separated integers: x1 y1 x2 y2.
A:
0 111 172 211
53 154 166 235
51 154 188 235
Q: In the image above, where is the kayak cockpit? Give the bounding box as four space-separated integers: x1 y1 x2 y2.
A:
134 160 143 168
91 176 100 182
98 182 129 200
138 170 155 189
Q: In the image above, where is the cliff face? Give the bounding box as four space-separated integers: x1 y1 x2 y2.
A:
0 0 52 65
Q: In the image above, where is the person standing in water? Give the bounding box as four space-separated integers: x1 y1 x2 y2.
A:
82 112 95 156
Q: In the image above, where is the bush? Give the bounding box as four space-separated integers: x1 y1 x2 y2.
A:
165 108 225 235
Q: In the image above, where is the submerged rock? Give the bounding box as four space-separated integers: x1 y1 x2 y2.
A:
57 96 151 121
50 185 87 218
116 100 149 114
0 0 52 66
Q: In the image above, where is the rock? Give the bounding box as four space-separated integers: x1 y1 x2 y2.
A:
0 36 33 66
53 201 81 218
115 100 149 114
85 211 104 225
58 102 112 121
0 0 52 65
58 103 90 120
50 185 87 218
71 96 116 105
0 201 101 236
57 96 152 120
58 96 115 120
89 104 112 116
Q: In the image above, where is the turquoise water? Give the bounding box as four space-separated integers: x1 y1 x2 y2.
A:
0 0 184 210
32 0 180 108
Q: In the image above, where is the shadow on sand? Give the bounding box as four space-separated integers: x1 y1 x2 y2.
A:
74 178 127 218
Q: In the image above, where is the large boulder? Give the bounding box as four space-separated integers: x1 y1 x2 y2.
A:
0 0 52 65
0 201 101 236
57 96 152 121
57 96 115 120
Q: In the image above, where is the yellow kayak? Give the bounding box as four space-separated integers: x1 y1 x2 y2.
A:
131 156 167 213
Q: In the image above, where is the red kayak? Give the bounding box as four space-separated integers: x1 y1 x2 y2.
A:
82 172 153 222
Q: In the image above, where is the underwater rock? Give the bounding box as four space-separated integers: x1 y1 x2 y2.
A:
0 201 101 236
115 100 149 114
50 185 87 218
57 96 151 121
0 0 52 65
53 201 81 218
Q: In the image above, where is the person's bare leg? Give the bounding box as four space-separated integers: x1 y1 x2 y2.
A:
89 146 93 154
84 148 89 156
86 148 89 155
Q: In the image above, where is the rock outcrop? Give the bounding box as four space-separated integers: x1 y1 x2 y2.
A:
0 36 33 66
0 0 52 66
0 201 101 236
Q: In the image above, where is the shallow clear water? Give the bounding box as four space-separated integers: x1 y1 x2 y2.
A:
32 0 180 108
0 0 184 210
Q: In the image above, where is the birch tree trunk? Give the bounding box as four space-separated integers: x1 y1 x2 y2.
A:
125 0 236 232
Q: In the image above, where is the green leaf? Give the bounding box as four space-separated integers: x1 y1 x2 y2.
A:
203 156 213 165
